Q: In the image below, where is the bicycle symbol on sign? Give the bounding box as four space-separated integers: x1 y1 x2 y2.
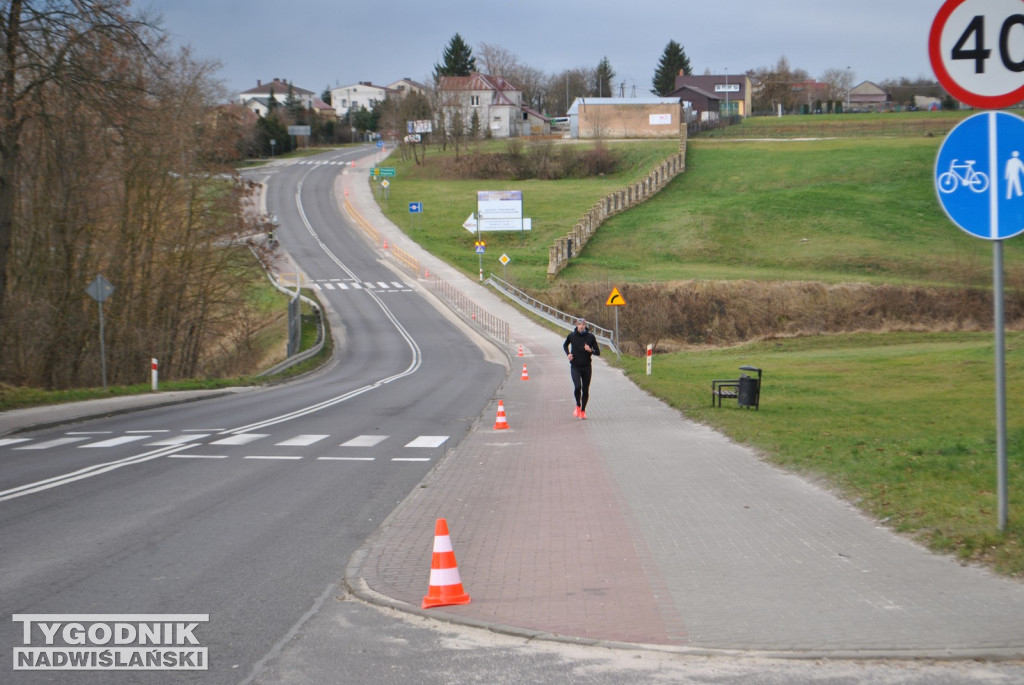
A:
937 158 990 194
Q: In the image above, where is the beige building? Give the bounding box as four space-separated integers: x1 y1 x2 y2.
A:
567 98 683 139
849 81 889 111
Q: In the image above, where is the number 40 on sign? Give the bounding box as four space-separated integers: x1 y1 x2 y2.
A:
929 0 1024 109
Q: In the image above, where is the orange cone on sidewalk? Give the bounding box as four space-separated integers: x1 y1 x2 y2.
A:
422 518 471 609
493 400 509 430
517 344 524 357
520 364 530 380
382 238 388 249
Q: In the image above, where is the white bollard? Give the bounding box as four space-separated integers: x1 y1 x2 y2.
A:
646 344 652 376
151 358 158 391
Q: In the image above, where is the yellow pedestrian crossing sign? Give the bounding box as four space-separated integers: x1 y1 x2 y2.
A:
606 287 625 306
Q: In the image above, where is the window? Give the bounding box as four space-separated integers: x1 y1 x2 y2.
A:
470 95 480 106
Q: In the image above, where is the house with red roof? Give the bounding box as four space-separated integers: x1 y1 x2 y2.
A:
436 73 528 138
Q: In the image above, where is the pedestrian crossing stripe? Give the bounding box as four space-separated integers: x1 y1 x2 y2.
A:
4 432 449 452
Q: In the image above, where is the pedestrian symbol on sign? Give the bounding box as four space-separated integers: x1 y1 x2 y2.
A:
1006 151 1024 200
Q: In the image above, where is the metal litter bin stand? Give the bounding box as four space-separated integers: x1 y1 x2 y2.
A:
737 365 761 409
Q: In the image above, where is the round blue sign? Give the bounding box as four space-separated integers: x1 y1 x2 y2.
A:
935 111 1024 241
937 111 1024 240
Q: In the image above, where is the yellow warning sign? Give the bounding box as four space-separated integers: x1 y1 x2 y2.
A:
606 287 626 306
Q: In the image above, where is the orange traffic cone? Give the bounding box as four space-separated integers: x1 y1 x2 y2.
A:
521 364 529 380
517 344 524 357
422 518 471 609
424 268 430 278
493 400 509 430
383 238 388 249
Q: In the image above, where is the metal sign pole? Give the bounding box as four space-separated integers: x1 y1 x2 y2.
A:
98 299 107 391
994 240 1008 531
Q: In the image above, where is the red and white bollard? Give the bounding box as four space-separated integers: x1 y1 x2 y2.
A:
151 358 159 391
646 344 652 376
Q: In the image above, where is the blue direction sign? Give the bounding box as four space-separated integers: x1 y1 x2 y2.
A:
935 111 1024 241
409 202 422 213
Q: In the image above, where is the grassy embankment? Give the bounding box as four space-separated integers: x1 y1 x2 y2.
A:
375 111 1024 576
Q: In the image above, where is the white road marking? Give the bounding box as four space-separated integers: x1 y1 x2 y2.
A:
81 435 151 448
340 435 389 447
404 436 449 448
147 434 211 446
276 435 329 446
210 434 268 445
317 457 375 461
15 437 89 450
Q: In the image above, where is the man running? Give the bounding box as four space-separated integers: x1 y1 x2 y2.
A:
563 317 600 419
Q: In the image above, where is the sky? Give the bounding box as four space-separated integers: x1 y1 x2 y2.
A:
142 0 940 101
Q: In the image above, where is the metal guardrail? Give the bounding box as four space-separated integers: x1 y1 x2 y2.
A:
257 271 325 377
485 274 619 355
427 275 510 346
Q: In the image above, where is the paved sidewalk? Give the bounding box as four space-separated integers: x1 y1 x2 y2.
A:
340 154 1024 659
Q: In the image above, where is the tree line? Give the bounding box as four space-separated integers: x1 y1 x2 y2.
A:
342 34 947 144
1 0 265 389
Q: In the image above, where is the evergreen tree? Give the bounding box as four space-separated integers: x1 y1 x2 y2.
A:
651 40 692 96
434 33 477 82
595 57 615 97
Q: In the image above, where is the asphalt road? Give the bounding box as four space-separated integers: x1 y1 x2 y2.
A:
0 146 505 684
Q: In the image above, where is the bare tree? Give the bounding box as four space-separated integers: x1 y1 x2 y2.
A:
820 67 855 112
0 0 156 332
0 1 263 388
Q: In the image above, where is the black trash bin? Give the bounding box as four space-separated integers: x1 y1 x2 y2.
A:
737 366 761 409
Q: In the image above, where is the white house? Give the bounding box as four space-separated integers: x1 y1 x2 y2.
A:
435 73 523 138
238 78 316 110
330 81 391 118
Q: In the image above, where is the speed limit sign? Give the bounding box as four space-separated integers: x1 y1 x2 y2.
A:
929 0 1024 108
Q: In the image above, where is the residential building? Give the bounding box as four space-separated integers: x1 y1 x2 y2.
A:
668 85 721 123
849 81 889 111
672 74 752 117
242 97 274 118
238 78 316 110
330 82 391 118
435 73 524 138
386 78 429 100
567 97 683 139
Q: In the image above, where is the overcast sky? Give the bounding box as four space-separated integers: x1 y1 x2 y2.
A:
142 0 939 100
